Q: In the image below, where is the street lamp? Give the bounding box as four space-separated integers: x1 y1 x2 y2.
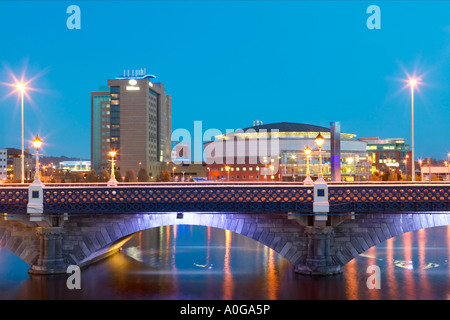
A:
409 77 417 181
172 166 176 182
16 83 26 184
225 165 230 181
447 153 450 181
32 135 42 184
304 146 313 185
419 159 423 181
315 132 325 182
107 150 118 186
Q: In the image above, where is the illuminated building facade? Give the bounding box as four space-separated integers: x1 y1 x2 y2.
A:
360 138 411 176
59 161 91 172
204 122 370 182
91 69 172 179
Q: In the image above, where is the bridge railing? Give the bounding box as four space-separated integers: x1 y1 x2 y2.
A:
1 182 450 214
42 184 315 214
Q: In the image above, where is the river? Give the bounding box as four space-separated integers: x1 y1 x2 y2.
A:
0 224 449 300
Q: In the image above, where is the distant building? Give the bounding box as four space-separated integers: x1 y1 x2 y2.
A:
0 149 7 181
359 138 411 176
59 161 91 172
91 69 172 180
420 164 450 181
203 122 370 182
0 148 33 181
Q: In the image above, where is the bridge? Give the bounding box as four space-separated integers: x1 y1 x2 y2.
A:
0 181 449 276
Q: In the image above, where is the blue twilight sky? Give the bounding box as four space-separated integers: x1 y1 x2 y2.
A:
1 1 450 160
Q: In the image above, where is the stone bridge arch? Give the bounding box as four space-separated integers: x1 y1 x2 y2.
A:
62 212 308 272
0 220 40 266
1 212 450 276
329 213 450 267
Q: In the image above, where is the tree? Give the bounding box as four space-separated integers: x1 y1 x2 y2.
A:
125 169 136 182
371 171 381 181
86 169 99 182
100 169 110 182
137 168 149 182
382 169 390 181
157 170 171 182
115 170 123 182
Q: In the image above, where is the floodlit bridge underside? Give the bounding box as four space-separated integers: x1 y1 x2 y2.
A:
1 212 450 276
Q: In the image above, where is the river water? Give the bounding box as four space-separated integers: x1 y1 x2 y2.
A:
0 223 449 300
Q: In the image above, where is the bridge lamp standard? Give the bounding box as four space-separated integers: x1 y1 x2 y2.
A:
172 166 176 182
32 135 42 184
303 146 313 185
315 132 325 182
447 153 450 181
107 150 118 186
409 77 418 181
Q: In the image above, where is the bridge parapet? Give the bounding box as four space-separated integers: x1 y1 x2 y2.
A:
0 183 449 215
328 184 450 212
42 185 315 214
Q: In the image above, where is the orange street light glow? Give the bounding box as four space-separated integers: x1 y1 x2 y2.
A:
32 135 42 151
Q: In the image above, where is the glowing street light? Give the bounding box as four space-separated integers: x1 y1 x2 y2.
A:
225 165 230 181
32 135 42 183
17 82 26 183
172 166 177 182
409 77 418 181
303 146 313 185
107 150 118 186
315 132 325 182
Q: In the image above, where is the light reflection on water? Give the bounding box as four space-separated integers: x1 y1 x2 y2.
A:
0 224 449 300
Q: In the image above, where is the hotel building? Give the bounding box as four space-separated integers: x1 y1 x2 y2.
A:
91 70 172 179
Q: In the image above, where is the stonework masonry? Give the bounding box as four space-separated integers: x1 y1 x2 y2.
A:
1 212 449 276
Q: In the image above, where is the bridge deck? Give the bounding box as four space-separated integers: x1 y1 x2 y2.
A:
0 182 449 214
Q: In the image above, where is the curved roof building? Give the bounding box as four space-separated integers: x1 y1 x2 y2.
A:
204 121 370 182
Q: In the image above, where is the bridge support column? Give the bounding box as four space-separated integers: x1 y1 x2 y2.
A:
29 227 67 275
295 226 341 276
313 180 329 226
27 180 44 221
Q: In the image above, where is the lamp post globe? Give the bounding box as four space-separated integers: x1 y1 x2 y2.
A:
107 150 118 186
32 135 42 184
315 132 325 182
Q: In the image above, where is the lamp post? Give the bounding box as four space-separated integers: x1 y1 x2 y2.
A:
419 159 423 181
315 132 325 182
447 153 450 181
107 150 118 186
172 166 176 182
32 135 42 184
16 83 26 184
409 78 417 181
304 146 313 185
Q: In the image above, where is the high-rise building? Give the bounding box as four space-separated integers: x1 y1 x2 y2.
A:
91 70 172 179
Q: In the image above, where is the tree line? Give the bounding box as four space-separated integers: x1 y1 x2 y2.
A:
49 168 177 183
